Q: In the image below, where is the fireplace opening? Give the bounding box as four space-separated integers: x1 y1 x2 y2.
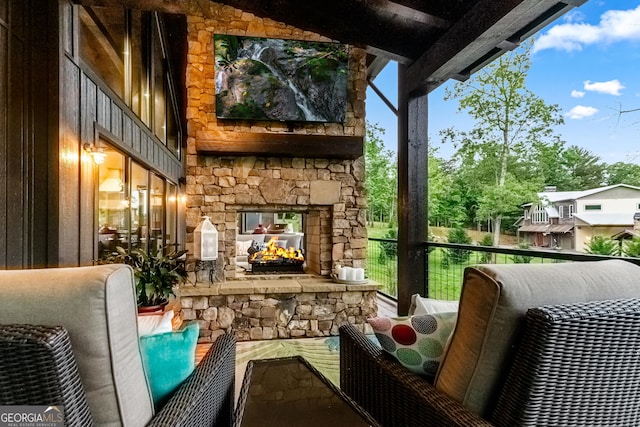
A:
249 236 305 273
236 211 306 274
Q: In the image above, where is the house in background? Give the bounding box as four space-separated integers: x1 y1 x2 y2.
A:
519 184 640 252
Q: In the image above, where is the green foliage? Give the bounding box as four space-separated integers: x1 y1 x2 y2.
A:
444 227 472 265
214 35 239 69
478 234 493 263
378 228 398 263
605 162 640 187
584 235 619 256
247 60 270 75
441 40 564 244
511 241 533 263
102 245 189 307
365 122 397 225
623 237 640 258
226 99 266 119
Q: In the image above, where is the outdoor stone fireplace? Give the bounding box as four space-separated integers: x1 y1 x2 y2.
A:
178 2 375 342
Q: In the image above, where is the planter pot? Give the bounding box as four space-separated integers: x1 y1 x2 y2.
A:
137 300 168 315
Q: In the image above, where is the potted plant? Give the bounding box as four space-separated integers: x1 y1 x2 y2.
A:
102 244 189 312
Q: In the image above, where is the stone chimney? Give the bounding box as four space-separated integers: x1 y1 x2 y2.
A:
634 212 640 231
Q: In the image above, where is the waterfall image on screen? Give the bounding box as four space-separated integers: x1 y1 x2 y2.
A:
214 35 348 123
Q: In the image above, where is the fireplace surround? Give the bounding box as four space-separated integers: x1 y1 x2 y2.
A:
178 3 375 341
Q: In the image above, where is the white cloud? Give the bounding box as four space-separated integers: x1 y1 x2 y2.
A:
565 105 599 119
533 5 640 52
584 79 625 96
571 90 585 98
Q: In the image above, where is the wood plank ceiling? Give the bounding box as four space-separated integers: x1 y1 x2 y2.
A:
75 0 586 94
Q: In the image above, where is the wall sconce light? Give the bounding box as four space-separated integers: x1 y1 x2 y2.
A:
83 143 106 165
194 216 218 261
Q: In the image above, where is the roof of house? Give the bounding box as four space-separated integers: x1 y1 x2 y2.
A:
612 229 640 240
534 184 640 204
519 224 573 233
572 212 636 226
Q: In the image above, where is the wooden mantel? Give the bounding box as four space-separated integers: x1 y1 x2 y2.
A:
195 130 364 159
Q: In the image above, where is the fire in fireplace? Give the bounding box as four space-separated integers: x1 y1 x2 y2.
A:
249 238 305 273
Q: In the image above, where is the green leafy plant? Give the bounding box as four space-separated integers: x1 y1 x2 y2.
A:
103 245 188 307
478 233 494 263
511 241 533 264
584 235 619 256
623 236 640 258
444 227 472 265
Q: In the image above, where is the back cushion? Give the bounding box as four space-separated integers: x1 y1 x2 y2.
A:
0 264 154 427
435 260 640 418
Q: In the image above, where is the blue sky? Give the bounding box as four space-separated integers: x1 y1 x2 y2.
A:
366 1 640 164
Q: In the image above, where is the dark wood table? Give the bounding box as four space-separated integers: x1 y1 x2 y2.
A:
234 356 380 427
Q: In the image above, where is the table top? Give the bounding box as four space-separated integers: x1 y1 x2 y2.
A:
234 356 380 427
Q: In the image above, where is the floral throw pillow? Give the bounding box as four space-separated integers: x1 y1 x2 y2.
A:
368 312 457 377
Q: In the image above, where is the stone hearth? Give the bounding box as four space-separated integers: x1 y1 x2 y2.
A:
178 277 378 342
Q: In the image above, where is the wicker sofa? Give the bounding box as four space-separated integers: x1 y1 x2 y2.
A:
0 264 236 427
340 260 640 427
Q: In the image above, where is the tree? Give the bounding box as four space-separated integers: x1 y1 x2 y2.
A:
605 162 640 187
365 122 397 225
444 227 472 265
558 146 605 190
443 40 564 245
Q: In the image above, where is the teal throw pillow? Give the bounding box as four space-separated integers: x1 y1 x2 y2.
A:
139 322 199 408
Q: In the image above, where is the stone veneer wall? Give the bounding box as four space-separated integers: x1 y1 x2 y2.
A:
178 279 378 342
183 2 368 278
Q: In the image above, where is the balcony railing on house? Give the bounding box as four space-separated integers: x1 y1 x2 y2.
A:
367 238 640 302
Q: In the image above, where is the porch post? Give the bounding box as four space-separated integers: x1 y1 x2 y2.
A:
396 64 428 315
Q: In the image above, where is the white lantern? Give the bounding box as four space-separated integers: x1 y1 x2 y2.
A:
194 216 218 260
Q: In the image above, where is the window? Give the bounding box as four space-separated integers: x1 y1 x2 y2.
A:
79 7 181 159
532 205 548 224
569 204 574 217
97 146 127 260
584 204 602 211
79 7 126 99
524 209 530 220
558 206 564 218
97 144 178 261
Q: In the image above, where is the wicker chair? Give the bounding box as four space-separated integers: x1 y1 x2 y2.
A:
0 324 236 427
0 264 236 427
340 260 640 427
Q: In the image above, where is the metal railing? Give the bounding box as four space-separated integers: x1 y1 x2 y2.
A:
367 238 640 301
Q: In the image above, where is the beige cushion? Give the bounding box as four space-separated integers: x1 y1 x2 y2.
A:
435 260 640 418
0 264 154 427
138 310 174 336
409 294 459 315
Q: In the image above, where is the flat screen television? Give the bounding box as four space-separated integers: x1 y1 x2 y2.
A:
214 35 349 123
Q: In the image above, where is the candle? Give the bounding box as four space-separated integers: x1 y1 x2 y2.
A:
338 267 348 281
355 268 365 281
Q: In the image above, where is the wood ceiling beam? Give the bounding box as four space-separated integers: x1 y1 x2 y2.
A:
210 0 451 62
405 0 578 96
72 0 189 14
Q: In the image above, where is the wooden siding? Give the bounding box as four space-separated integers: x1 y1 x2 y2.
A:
0 0 53 269
0 0 184 268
